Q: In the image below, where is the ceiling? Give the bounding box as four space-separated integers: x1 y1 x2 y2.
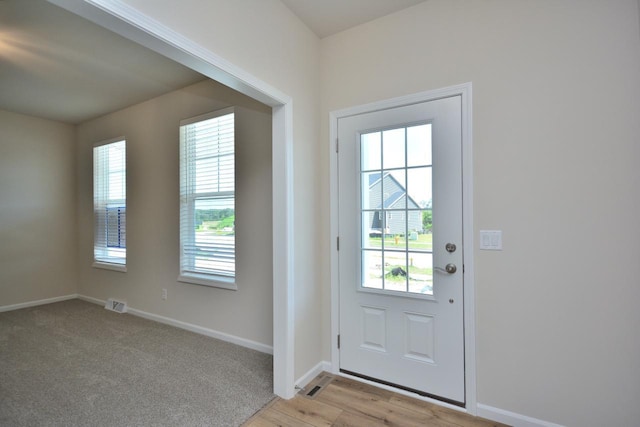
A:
0 0 205 124
0 0 426 125
281 0 426 39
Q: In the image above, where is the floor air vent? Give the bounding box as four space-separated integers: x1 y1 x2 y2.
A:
299 373 334 400
105 298 128 313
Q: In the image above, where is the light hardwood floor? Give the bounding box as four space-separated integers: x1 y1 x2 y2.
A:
243 374 509 427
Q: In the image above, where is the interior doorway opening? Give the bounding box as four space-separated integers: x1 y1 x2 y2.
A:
51 0 296 399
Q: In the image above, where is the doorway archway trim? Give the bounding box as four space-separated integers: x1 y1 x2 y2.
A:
50 0 296 399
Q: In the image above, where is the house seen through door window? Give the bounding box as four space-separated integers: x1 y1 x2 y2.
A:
361 124 434 295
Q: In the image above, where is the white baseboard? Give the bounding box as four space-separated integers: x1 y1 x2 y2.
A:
477 404 565 427
0 294 79 313
76 294 106 306
6 295 563 427
295 360 332 390
77 294 273 355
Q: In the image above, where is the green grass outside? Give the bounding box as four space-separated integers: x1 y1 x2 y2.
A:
196 220 234 235
365 233 433 251
383 264 433 282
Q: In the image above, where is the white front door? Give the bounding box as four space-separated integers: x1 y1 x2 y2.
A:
338 95 464 404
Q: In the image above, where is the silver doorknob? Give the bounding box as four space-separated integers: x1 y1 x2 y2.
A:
435 263 457 274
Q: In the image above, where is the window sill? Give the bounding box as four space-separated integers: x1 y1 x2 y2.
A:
178 273 237 290
93 261 127 273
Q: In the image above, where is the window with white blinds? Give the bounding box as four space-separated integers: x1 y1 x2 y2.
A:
179 107 236 288
93 138 126 270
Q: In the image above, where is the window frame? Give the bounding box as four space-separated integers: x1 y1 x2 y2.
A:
93 137 127 272
178 107 237 290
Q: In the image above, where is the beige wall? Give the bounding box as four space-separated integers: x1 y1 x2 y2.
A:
0 110 77 305
5 0 638 423
321 0 640 425
75 80 274 346
118 0 323 380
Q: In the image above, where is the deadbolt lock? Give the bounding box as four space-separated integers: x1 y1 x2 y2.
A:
445 243 457 253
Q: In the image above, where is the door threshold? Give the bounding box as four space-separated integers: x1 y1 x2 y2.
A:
340 369 465 408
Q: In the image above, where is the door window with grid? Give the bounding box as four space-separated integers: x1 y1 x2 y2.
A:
361 124 433 295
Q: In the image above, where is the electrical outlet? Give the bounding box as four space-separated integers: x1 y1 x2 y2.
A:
162 288 167 300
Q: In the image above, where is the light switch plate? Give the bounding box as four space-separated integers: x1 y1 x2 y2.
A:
479 230 502 250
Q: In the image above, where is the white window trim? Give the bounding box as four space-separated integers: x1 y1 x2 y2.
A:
179 107 237 289
177 273 236 290
93 136 127 270
93 261 127 273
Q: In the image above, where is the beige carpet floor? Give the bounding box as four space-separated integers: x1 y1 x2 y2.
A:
0 299 274 426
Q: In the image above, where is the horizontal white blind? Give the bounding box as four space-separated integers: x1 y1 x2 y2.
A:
94 139 126 265
180 109 235 280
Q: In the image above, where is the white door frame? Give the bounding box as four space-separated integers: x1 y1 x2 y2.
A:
50 0 296 399
329 83 476 413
